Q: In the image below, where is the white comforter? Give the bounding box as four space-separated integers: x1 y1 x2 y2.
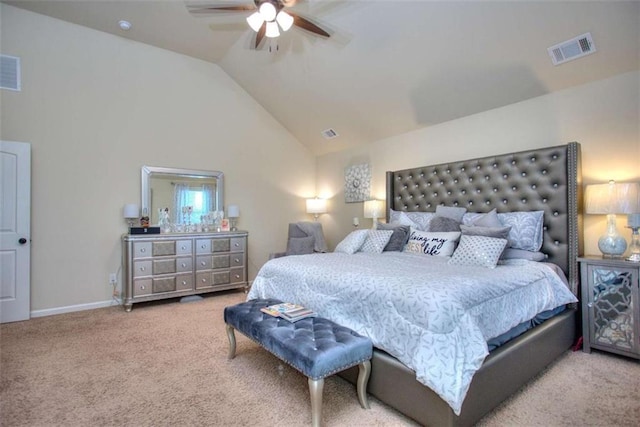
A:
247 252 577 414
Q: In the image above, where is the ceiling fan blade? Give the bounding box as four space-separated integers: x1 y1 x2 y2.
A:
254 24 266 49
289 12 330 38
280 0 298 6
187 5 255 14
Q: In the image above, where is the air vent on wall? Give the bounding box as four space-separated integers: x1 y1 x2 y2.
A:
547 33 596 66
0 54 21 91
321 128 339 139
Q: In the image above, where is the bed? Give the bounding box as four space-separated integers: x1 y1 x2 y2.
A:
249 142 583 426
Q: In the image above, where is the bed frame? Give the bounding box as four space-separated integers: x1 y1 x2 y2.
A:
341 142 582 426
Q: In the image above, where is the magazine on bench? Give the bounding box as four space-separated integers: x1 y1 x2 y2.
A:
261 303 317 322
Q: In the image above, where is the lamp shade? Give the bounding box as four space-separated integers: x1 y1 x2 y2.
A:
306 198 327 215
363 200 383 219
227 205 240 218
584 181 640 214
123 204 139 219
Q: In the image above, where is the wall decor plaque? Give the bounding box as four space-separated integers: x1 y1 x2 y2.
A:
344 163 371 203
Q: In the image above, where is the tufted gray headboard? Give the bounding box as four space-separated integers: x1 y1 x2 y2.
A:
386 142 583 295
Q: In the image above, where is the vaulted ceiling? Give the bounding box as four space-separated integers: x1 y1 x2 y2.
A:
4 1 639 155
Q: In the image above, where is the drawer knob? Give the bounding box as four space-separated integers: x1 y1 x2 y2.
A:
587 302 594 308
234 243 240 247
140 248 146 253
182 281 187 286
181 263 187 268
140 267 146 271
234 258 240 263
140 285 145 290
201 244 206 249
181 246 187 250
235 274 240 279
201 261 206 266
201 278 207 283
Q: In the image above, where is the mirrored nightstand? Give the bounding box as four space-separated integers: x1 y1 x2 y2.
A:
578 256 640 359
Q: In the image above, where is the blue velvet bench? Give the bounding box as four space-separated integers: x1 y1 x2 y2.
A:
224 298 373 427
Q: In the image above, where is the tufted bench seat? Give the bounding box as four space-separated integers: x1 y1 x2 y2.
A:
224 298 373 427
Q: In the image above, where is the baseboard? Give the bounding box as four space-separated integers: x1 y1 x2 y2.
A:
31 299 118 318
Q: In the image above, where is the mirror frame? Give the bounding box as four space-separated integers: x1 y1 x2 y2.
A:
141 166 224 223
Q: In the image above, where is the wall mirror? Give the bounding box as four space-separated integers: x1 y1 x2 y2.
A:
141 166 224 226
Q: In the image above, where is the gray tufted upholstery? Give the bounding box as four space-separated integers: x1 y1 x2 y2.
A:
224 299 373 380
385 142 582 295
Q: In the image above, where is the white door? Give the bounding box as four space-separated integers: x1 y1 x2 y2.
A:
0 140 31 323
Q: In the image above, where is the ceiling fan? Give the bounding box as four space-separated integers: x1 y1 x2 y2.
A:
186 0 330 49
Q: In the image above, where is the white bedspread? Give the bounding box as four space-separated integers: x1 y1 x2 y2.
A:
247 252 577 414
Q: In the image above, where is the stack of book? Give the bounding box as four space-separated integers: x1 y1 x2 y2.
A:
260 302 317 323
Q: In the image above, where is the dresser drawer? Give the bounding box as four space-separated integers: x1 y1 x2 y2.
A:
176 257 192 273
176 240 192 255
230 253 244 267
230 237 245 252
212 254 230 269
176 274 193 291
152 241 175 257
212 238 230 252
196 255 212 271
133 260 152 278
230 267 245 284
153 258 176 275
196 271 211 289
213 271 230 285
196 239 211 254
152 277 176 293
134 279 152 296
133 242 152 259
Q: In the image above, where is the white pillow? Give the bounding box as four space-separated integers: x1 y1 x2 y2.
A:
360 230 394 254
448 235 508 268
403 229 461 256
334 229 369 254
498 211 544 252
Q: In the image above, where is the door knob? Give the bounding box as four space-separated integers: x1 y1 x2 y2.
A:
18 238 27 245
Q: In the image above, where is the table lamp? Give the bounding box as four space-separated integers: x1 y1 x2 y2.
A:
363 199 383 229
123 204 139 228
306 197 327 221
584 181 639 258
627 213 640 262
227 205 240 231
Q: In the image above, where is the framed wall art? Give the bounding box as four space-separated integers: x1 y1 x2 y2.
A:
344 163 371 203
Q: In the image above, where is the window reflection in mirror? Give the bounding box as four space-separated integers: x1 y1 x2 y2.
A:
141 166 223 226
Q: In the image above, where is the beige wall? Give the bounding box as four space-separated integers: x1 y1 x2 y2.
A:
1 5 316 312
317 71 640 256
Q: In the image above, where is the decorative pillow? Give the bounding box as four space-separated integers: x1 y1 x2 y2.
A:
501 248 546 261
428 216 461 232
435 205 467 222
360 230 394 254
472 208 502 227
460 224 511 240
498 211 544 251
334 229 369 254
403 230 461 257
377 223 410 251
285 236 315 256
390 209 435 231
448 235 508 268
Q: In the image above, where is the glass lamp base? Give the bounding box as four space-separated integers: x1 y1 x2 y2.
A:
627 227 640 262
598 234 627 258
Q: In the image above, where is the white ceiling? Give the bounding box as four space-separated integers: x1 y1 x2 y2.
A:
5 0 639 155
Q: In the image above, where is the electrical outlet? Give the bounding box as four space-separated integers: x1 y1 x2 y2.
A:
109 273 117 285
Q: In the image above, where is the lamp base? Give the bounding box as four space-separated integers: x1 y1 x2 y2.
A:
626 227 640 262
597 234 627 258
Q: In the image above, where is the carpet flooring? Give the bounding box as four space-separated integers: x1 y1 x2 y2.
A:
1 290 639 426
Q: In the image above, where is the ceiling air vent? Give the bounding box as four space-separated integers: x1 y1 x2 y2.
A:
321 128 339 140
0 54 21 91
547 33 596 66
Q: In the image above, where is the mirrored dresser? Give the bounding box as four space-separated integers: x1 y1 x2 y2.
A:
578 256 639 359
123 231 248 311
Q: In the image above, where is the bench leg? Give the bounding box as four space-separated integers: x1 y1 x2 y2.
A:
357 360 371 409
226 324 236 360
308 377 324 427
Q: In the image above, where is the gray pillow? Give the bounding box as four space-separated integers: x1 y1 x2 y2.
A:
428 216 461 232
377 223 410 251
286 236 315 256
501 248 546 261
460 224 511 239
472 208 502 228
435 205 467 222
